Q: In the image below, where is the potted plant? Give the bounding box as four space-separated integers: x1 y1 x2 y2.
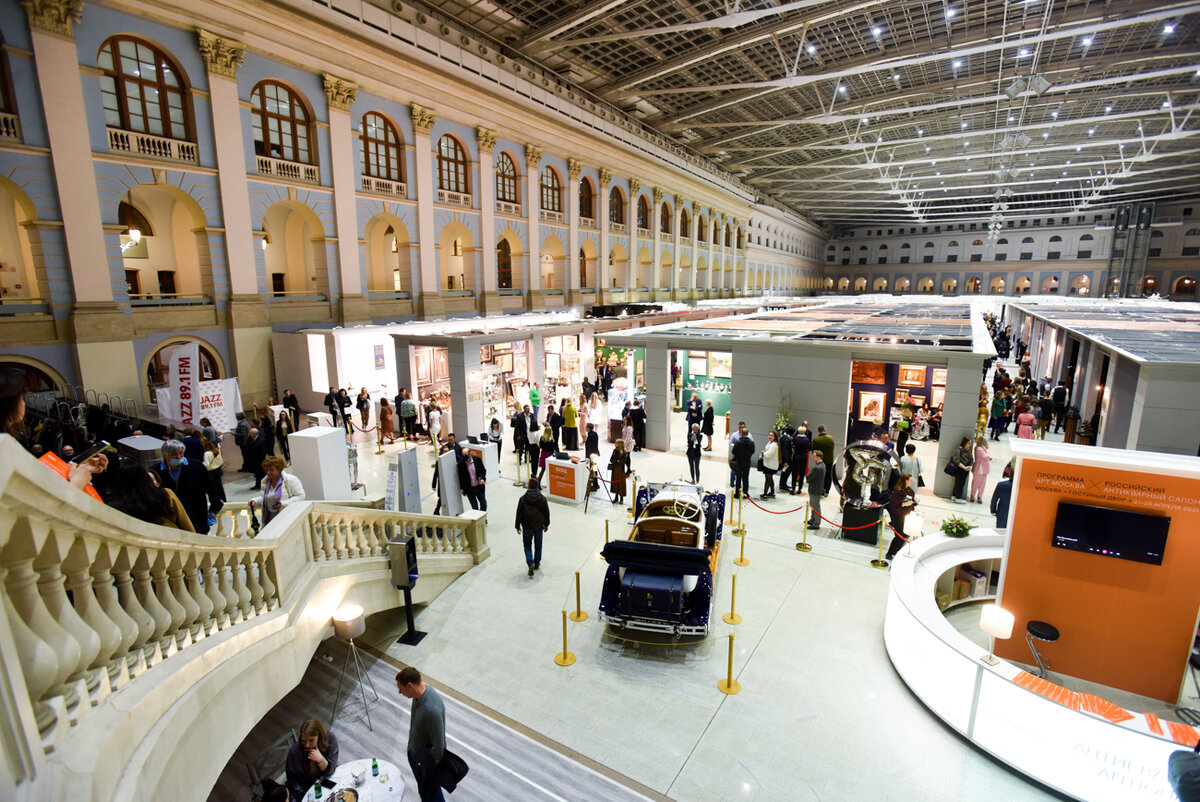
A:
940 515 973 538
775 392 794 432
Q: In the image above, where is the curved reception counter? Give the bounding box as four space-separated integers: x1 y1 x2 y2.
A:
884 533 1194 802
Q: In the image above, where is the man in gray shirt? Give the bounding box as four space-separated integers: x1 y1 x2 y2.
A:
397 666 446 801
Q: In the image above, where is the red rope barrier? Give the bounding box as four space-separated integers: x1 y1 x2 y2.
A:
811 510 889 530
742 494 809 515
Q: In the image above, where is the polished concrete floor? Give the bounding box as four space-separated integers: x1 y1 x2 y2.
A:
220 367 1083 800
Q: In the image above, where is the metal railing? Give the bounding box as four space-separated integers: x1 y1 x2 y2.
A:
107 128 198 163
128 294 212 307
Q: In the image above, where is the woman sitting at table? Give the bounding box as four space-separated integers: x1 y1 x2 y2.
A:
285 718 339 800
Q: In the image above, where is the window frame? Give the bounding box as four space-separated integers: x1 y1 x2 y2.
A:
251 80 314 164
539 166 562 213
495 152 519 205
437 135 470 194
98 36 193 141
361 111 404 182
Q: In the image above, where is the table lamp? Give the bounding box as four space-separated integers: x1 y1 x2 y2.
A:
331 604 378 731
903 511 923 556
979 603 1014 666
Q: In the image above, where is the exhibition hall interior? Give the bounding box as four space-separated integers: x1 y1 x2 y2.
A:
1 0 1199 800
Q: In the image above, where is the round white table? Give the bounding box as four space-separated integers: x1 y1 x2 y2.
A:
301 757 405 801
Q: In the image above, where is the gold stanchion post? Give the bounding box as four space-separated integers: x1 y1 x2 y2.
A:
871 515 889 569
734 526 750 567
627 475 637 518
554 610 576 666
375 423 385 455
569 571 588 622
796 502 813 552
513 453 525 487
722 573 742 625
717 633 741 695
604 519 609 543
734 493 746 538
725 491 735 526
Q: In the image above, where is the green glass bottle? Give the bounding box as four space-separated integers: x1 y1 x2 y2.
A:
314 781 322 799
372 757 379 776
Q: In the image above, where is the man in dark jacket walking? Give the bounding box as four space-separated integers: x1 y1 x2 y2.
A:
457 449 487 511
244 427 268 489
629 400 647 451
514 478 550 578
155 439 223 533
730 423 755 500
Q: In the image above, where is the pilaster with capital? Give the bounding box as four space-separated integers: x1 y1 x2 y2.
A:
525 144 543 168
411 104 439 311
197 30 245 79
567 161 581 299
324 75 363 305
525 145 543 298
651 189 664 291
24 0 83 37
599 168 612 188
477 129 498 311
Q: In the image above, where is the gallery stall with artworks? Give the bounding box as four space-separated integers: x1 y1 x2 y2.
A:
848 360 949 443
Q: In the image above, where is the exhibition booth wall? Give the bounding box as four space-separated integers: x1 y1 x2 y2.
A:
998 440 1200 703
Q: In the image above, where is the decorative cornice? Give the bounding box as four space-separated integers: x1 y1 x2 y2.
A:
322 74 358 111
476 126 497 151
24 0 83 38
525 144 543 167
411 103 436 135
598 168 612 188
567 158 583 180
653 187 664 205
629 178 640 196
197 29 245 78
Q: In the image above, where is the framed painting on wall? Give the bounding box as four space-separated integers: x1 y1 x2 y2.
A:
931 387 945 408
851 361 886 385
688 349 708 358
931 368 948 386
710 352 733 378
498 354 513 373
416 349 432 383
908 395 926 408
898 365 927 387
480 344 493 362
859 391 887 423
894 388 910 405
513 355 526 377
434 349 450 381
689 358 708 377
374 345 386 371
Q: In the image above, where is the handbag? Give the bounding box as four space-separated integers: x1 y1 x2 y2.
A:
917 475 926 487
756 456 764 472
944 459 959 477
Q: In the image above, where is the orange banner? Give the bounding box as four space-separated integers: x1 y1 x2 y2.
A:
548 462 575 499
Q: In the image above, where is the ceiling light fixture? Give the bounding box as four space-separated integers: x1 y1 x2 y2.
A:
872 26 883 38
999 134 1015 149
1015 132 1031 147
1028 74 1052 95
1082 36 1093 47
953 59 963 69
1163 23 1175 35
1004 77 1026 99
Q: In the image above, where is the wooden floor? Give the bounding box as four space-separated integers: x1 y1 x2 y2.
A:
210 637 664 801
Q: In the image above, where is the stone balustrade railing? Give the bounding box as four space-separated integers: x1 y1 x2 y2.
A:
0 435 488 800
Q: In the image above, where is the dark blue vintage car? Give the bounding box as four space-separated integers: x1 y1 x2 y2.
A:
598 482 725 636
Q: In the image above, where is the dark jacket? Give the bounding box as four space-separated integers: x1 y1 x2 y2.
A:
411 746 469 800
154 458 222 533
701 406 715 435
585 429 599 457
181 435 204 462
515 487 550 530
245 433 268 475
285 731 339 801
457 454 486 487
807 460 826 494
990 480 1013 528
731 434 755 468
510 411 528 445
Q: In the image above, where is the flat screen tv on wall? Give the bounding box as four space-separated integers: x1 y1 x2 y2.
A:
1050 501 1169 566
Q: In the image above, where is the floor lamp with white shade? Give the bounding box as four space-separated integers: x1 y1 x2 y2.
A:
331 604 379 731
980 603 1015 666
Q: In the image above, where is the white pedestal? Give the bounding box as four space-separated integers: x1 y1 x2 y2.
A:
546 457 587 505
461 441 499 482
288 427 353 501
305 412 334 428
435 450 464 517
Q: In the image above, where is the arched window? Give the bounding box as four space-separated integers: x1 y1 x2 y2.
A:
737 229 744 249
696 215 707 241
947 240 959 247
579 178 594 219
1021 236 1035 243
972 239 984 246
1048 235 1063 243
251 81 313 163
0 34 14 119
539 167 562 213
1080 233 1095 241
437 135 469 194
1151 229 1164 238
924 242 935 249
859 245 868 251
879 243 888 250
724 225 732 247
118 201 154 239
900 243 911 249
1186 229 1200 236
608 186 625 224
497 238 513 289
996 238 1009 244
495 153 518 205
361 112 403 182
680 208 691 238
98 36 192 140
637 196 650 229
660 202 672 235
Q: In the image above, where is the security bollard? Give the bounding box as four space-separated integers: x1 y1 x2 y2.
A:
717 633 741 695
722 573 742 625
569 571 588 622
554 610 576 666
871 516 889 569
725 491 735 526
734 526 750 567
796 502 813 552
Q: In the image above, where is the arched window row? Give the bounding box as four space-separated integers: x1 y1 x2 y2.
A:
99 36 193 142
437 135 470 195
540 166 562 214
361 112 404 184
251 80 314 165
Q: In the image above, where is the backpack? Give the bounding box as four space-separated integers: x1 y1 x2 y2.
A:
519 494 545 528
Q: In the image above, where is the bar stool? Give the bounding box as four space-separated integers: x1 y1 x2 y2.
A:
1026 620 1060 678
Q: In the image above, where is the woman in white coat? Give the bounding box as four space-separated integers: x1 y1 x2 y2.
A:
759 430 780 499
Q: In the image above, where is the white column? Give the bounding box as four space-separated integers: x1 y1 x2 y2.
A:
628 179 640 291
411 104 442 318
598 168 611 300
651 187 663 294
29 12 111 304
476 128 499 313
672 197 683 298
323 76 365 314
525 144 543 301
566 158 582 305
